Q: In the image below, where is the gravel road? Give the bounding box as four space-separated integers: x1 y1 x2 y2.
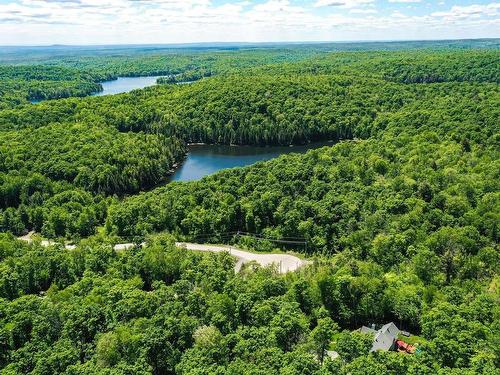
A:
175 242 309 273
17 233 309 274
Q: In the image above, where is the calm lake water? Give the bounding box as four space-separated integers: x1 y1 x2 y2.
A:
169 141 334 182
93 76 161 96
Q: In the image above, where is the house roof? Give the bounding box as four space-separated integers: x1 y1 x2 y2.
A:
358 322 401 352
371 322 400 352
372 331 394 352
380 322 400 337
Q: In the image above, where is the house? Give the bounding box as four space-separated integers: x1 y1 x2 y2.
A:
358 322 401 352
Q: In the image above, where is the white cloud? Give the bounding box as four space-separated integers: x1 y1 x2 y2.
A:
0 0 498 44
431 3 500 19
314 0 374 8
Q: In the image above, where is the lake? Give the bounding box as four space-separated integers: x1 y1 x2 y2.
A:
93 76 161 96
169 142 334 182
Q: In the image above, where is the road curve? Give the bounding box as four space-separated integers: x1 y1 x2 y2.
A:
17 233 309 274
175 242 309 273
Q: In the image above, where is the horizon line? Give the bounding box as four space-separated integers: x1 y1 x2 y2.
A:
1 37 499 49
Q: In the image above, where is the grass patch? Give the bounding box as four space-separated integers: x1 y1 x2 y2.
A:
398 334 427 346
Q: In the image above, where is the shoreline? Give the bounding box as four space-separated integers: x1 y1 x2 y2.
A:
186 139 335 148
136 139 338 194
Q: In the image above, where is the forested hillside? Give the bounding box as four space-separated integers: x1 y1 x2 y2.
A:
0 41 498 374
0 47 322 108
1 48 498 239
0 65 104 109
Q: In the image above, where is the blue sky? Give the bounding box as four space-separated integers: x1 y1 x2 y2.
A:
0 0 498 45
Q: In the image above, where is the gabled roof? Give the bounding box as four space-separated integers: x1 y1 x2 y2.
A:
380 322 400 337
370 322 400 352
358 322 401 352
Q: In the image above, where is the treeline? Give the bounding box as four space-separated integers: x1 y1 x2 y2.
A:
105 71 498 268
0 65 105 82
0 79 102 109
0 233 496 374
25 81 102 101
289 50 500 84
0 179 108 238
0 65 106 108
8 48 321 79
157 69 213 84
372 51 500 84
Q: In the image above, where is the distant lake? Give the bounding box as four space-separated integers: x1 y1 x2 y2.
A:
93 76 161 96
169 141 334 182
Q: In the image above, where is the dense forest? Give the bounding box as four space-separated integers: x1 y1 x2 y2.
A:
0 40 498 374
0 233 497 374
0 46 323 108
0 65 103 109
